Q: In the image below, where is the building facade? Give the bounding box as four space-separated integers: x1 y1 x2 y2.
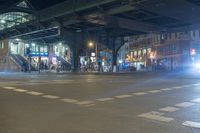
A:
125 30 200 71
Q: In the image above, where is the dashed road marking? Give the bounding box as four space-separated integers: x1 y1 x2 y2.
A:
85 104 96 107
160 88 172 91
192 84 200 86
115 95 132 99
172 86 182 89
96 98 114 102
76 100 94 105
2 86 16 90
182 121 200 129
182 85 192 88
175 102 196 108
42 95 60 99
13 89 28 92
60 98 78 103
138 111 174 123
148 90 161 93
191 98 200 104
133 92 148 96
159 106 179 112
26 91 43 96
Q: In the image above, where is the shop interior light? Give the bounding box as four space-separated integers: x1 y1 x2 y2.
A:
119 60 123 64
15 38 20 41
0 19 6 24
31 43 35 46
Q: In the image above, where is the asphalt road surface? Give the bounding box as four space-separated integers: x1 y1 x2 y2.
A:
0 72 200 133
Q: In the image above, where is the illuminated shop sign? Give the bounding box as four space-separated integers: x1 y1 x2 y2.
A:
30 52 48 56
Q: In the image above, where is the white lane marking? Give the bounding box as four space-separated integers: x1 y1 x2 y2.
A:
192 84 200 86
133 92 148 96
42 95 60 99
148 90 161 93
182 121 200 129
191 98 200 104
138 111 174 123
85 104 96 107
175 102 196 108
182 85 192 88
160 88 172 91
2 86 16 90
96 98 114 102
13 89 28 92
115 95 132 99
52 80 75 82
159 106 179 112
76 100 94 105
26 91 43 96
60 98 78 103
172 86 182 89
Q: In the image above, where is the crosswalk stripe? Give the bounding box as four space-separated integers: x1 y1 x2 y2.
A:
175 102 196 108
160 88 172 91
76 100 94 105
159 106 179 112
191 98 200 104
13 89 28 92
148 90 161 93
182 121 200 128
2 86 16 90
133 92 148 96
138 111 174 123
192 84 200 86
85 104 96 107
182 85 192 87
115 95 132 99
60 98 78 103
26 91 43 96
96 98 114 102
42 95 60 99
171 86 182 89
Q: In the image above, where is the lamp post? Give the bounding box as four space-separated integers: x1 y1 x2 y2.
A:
88 41 98 70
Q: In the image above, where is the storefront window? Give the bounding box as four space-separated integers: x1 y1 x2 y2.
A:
131 52 133 59
143 49 147 55
138 50 141 56
31 45 36 51
35 45 39 52
40 46 44 52
43 46 48 52
147 48 151 54
134 51 137 57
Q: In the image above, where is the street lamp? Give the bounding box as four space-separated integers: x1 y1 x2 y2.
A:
88 41 97 57
88 41 94 48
